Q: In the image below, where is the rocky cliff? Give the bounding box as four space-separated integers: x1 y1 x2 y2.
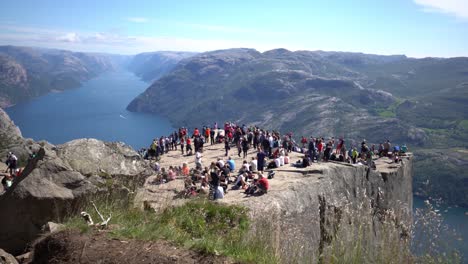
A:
0 132 153 255
137 143 413 262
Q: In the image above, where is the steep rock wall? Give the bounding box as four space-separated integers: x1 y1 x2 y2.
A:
222 156 413 262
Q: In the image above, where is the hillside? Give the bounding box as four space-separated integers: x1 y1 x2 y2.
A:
0 45 117 107
127 51 196 82
128 48 468 206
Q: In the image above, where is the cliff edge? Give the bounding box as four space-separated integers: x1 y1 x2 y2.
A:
137 143 413 262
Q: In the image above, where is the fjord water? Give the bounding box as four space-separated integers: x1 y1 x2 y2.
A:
5 70 174 149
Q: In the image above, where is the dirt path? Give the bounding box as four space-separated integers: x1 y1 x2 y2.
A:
29 230 232 264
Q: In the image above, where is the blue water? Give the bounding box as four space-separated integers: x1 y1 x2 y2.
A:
413 196 467 262
5 70 174 149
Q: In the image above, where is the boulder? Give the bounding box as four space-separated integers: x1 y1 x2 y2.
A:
41 222 64 233
0 137 154 254
56 138 152 176
0 147 96 254
0 248 18 264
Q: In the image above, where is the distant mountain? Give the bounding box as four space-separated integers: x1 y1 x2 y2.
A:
0 45 117 107
127 51 196 82
128 48 468 206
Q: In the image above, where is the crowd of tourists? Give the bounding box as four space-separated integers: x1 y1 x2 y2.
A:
141 121 409 200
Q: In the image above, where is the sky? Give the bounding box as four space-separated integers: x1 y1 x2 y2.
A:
0 0 467 57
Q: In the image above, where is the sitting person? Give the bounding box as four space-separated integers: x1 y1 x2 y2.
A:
219 173 229 193
216 158 225 169
182 162 190 176
250 157 258 172
257 173 270 194
245 174 269 195
401 144 408 154
302 155 310 167
233 172 248 190
227 156 236 171
167 166 176 181
241 160 250 172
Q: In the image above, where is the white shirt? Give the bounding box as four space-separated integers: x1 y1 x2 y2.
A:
215 186 224 199
250 160 258 172
217 160 225 168
195 152 202 163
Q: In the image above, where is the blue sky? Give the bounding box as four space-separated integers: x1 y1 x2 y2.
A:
0 0 467 57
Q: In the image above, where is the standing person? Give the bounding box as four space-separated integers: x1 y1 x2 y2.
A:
236 138 242 157
257 149 267 173
210 128 215 145
5 152 18 174
224 139 230 156
301 136 308 148
205 127 211 144
308 138 316 163
195 151 203 170
186 137 193 155
180 137 185 155
242 137 249 158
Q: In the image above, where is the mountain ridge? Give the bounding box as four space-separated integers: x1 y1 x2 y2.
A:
0 45 120 107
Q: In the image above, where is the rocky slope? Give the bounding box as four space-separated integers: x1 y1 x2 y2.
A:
127 51 196 82
127 48 468 206
0 45 117 107
0 112 153 254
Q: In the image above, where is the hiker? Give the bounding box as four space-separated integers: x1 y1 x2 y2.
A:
167 166 176 181
250 157 258 172
195 151 203 170
1 174 13 190
351 148 358 164
301 136 308 148
257 149 267 173
256 173 269 194
227 157 235 172
186 137 193 155
182 163 190 176
239 160 248 172
242 137 249 158
224 140 230 156
302 155 311 167
383 140 391 157
308 137 317 163
216 158 225 169
5 152 18 174
401 144 408 154
180 137 185 155
210 127 215 145
233 172 248 190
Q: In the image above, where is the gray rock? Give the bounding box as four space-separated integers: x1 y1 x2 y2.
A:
41 222 64 233
0 248 18 264
0 137 152 254
56 138 152 177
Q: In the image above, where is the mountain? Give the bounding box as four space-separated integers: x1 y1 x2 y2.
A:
0 45 117 107
127 51 196 82
128 48 468 206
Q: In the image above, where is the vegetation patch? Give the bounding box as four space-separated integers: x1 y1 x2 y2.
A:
64 199 278 263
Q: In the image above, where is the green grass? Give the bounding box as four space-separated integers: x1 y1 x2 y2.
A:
64 199 278 263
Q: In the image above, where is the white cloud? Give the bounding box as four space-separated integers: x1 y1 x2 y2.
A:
125 17 149 23
57 32 80 43
414 0 468 19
